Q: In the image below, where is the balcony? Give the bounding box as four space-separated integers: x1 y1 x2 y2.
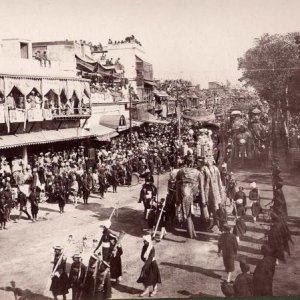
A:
0 56 76 78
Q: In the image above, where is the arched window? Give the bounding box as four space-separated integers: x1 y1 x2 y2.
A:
119 115 126 126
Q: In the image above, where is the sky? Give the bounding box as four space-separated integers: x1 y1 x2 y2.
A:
0 0 300 88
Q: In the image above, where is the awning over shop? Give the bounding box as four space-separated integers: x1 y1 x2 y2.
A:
154 89 169 97
87 125 119 141
99 115 142 132
0 128 97 149
144 80 156 87
139 112 169 124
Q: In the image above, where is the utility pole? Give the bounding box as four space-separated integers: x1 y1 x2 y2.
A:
129 85 133 150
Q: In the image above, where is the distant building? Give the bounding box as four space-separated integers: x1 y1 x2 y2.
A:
99 41 155 102
0 38 94 165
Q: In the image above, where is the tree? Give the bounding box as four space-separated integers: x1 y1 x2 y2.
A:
238 33 300 114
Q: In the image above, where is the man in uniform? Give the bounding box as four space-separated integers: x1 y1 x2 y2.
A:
50 246 69 300
68 254 86 300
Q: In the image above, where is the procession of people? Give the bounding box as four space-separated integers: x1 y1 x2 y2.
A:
0 113 295 299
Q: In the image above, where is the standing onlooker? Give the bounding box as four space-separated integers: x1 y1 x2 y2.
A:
17 189 31 221
0 197 7 229
54 183 65 213
29 187 39 222
248 182 261 223
218 224 238 283
81 173 90 205
253 245 277 296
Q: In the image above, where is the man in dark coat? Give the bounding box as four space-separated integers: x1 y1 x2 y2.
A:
109 238 123 283
53 183 66 213
234 186 247 208
253 245 277 296
17 189 31 220
267 212 293 262
138 180 157 219
82 173 91 205
273 183 287 218
218 224 238 282
68 254 86 300
233 259 253 297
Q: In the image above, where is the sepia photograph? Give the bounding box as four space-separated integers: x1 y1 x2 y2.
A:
0 0 299 299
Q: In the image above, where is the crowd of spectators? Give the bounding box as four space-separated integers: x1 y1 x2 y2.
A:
108 35 142 46
0 120 222 229
288 115 300 148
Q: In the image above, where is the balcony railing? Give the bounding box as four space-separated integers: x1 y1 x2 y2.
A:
3 107 91 123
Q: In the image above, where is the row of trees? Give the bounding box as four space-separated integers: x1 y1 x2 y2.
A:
238 32 300 117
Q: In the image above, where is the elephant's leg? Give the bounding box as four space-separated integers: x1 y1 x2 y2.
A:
187 215 196 239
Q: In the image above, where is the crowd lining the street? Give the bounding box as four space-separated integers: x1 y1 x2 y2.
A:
0 118 295 299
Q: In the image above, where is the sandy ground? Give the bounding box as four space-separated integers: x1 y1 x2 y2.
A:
0 169 300 300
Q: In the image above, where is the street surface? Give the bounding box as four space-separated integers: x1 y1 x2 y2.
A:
0 170 300 299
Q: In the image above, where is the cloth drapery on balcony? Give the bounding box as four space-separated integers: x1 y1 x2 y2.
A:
4 77 41 96
43 79 60 95
0 78 4 95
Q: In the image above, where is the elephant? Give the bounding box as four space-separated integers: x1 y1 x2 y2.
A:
175 167 200 238
233 127 254 160
173 165 222 238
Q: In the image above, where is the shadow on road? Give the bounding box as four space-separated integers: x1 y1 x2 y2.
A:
0 281 52 300
178 289 216 298
112 283 143 295
238 244 262 255
236 254 260 266
160 262 222 280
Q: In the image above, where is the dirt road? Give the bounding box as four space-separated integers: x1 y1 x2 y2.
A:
0 170 299 299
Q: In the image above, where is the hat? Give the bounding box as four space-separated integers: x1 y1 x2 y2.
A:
53 246 63 251
239 259 250 273
250 182 256 189
72 254 81 259
100 220 111 228
142 234 152 243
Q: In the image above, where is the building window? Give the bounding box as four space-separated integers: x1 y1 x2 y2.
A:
20 42 29 59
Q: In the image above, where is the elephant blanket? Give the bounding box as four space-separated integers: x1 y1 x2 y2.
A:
175 168 200 221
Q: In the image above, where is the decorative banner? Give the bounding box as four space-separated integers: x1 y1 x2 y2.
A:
0 105 5 123
27 108 44 122
43 109 53 120
4 77 41 96
167 101 176 115
9 109 26 123
42 79 60 95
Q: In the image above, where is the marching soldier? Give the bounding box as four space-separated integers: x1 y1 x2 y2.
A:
95 261 112 300
50 246 69 300
68 254 86 300
94 221 114 262
109 238 123 284
81 254 101 300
